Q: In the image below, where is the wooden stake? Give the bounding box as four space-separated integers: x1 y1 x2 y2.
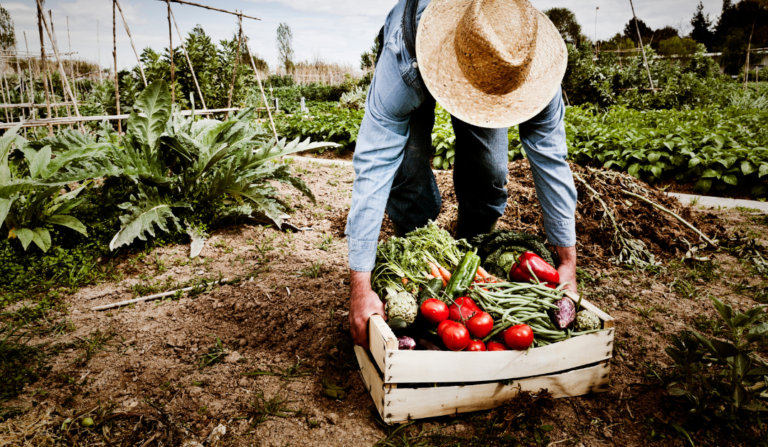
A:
113 0 121 133
169 5 207 110
244 38 278 140
226 13 243 118
115 0 147 87
36 0 85 132
628 0 654 89
12 28 27 123
167 0 174 103
0 74 9 122
37 2 53 135
744 21 755 91
155 0 261 21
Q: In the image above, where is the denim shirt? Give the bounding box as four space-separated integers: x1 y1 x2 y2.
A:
345 0 577 272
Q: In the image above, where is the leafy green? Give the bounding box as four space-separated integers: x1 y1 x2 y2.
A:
372 222 470 295
471 230 557 278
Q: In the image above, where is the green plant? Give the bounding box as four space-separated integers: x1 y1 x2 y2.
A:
300 260 326 278
104 80 335 250
275 108 363 151
317 233 333 251
657 297 768 438
198 336 227 370
0 127 104 252
246 390 303 427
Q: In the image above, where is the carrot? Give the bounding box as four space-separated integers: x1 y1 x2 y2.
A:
402 277 409 285
477 266 490 279
441 276 448 288
439 267 452 282
427 262 441 279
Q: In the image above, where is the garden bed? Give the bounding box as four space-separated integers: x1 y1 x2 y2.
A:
2 159 768 446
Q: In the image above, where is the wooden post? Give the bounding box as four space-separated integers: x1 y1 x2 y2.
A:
37 1 53 135
226 13 243 118
167 0 174 103
744 21 755 91
628 0 654 90
36 0 85 132
169 5 207 110
113 0 121 133
155 0 261 21
244 39 278 141
115 0 147 87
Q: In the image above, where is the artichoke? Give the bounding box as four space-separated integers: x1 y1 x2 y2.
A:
384 289 418 324
575 310 601 331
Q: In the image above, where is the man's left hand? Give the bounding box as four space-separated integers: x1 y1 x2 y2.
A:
555 246 577 294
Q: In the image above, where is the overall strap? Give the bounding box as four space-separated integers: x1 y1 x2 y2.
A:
402 0 419 61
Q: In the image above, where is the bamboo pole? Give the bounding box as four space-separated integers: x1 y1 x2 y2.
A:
36 0 85 132
23 32 36 120
155 0 261 21
628 0 654 90
91 278 231 311
97 20 102 82
48 11 73 125
169 5 207 110
37 2 53 135
115 0 147 87
113 0 121 133
226 13 243 118
244 38 278 140
0 74 9 122
13 35 27 123
167 0 174 103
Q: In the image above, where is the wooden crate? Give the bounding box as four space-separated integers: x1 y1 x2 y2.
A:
355 292 615 424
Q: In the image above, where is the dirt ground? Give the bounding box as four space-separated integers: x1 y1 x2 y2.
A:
2 159 767 446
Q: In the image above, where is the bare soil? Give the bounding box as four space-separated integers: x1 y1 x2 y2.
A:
2 159 767 446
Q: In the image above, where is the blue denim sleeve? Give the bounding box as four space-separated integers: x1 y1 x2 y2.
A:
345 36 424 272
518 88 577 247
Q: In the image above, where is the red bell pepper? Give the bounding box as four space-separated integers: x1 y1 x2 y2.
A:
509 252 559 287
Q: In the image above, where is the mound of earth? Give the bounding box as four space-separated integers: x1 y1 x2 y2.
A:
331 160 724 266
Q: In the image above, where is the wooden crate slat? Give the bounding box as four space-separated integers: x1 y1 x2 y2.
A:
354 345 386 420
382 362 610 422
383 328 613 383
369 314 398 374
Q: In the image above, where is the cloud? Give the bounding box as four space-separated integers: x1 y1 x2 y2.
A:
4 3 34 13
242 0 395 18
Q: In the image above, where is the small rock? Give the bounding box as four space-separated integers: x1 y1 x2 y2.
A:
621 279 631 286
224 351 242 364
327 413 338 425
208 424 226 445
238 377 249 386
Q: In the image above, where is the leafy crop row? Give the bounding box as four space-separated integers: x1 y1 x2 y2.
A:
275 109 364 152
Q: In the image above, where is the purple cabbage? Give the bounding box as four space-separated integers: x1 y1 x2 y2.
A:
397 335 416 350
549 298 576 329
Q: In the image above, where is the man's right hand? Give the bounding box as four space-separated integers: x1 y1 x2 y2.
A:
349 270 386 349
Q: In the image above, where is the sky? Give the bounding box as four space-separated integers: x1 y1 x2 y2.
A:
5 0 728 72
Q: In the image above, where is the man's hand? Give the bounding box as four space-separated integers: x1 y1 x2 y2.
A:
349 270 386 349
555 245 578 294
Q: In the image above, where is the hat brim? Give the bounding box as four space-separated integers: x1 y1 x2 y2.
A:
416 0 568 128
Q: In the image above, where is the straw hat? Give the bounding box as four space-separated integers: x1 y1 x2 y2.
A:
416 0 567 128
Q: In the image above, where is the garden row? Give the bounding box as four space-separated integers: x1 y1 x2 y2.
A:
275 103 768 196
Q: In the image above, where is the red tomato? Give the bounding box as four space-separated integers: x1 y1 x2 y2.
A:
441 323 470 351
437 319 457 338
448 298 479 322
467 340 486 351
486 341 507 351
420 298 449 324
466 311 494 338
504 324 534 350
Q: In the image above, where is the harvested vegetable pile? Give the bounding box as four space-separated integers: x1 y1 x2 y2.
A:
332 160 725 267
373 223 604 352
